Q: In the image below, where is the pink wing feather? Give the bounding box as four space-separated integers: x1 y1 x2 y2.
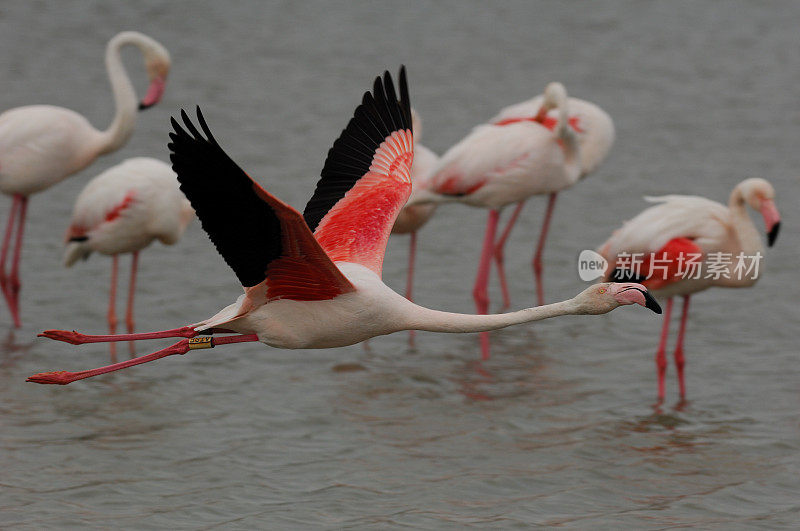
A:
303 68 414 277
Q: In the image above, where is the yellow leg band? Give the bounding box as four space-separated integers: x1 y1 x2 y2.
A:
188 336 214 350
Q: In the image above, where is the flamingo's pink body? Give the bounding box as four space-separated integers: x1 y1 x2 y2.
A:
28 69 660 386
598 178 781 400
410 83 614 358
0 31 170 327
64 157 193 356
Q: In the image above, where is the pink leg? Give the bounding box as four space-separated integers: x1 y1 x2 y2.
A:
126 252 138 333
655 297 673 401
532 193 557 307
108 256 119 361
473 209 500 360
7 196 27 327
406 232 417 346
27 333 259 385
126 252 139 356
674 295 690 399
38 325 206 345
493 201 526 311
0 196 19 313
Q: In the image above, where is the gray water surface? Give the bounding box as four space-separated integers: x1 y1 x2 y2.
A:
2 1 800 527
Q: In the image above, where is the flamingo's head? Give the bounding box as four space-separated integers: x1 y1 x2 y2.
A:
737 178 780 247
533 82 568 122
139 40 171 110
573 282 662 315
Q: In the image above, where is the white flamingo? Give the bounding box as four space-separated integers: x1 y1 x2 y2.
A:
28 68 660 386
598 178 780 400
488 91 615 308
409 82 587 358
0 31 171 326
63 157 194 356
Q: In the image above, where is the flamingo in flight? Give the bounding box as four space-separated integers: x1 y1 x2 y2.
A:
0 31 171 327
598 178 780 400
28 68 660 386
63 157 194 358
390 108 439 344
410 82 613 358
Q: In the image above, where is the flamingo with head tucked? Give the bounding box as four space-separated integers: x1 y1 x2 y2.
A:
598 178 780 401
410 82 598 358
27 68 660 386
63 157 194 357
0 31 171 327
488 90 614 309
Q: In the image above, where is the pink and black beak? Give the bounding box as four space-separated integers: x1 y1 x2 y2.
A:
638 288 662 314
760 198 781 247
139 76 167 111
612 283 662 314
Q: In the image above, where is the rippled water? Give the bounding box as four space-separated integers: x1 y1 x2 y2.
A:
2 1 800 527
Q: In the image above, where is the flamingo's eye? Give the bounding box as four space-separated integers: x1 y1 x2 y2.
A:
598 288 606 294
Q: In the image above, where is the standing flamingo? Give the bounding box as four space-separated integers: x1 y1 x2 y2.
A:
409 82 584 359
0 31 171 327
598 178 780 401
63 157 194 357
27 68 660 386
489 90 615 309
390 109 439 313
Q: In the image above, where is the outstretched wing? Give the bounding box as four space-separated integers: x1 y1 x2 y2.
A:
303 67 414 277
168 108 354 302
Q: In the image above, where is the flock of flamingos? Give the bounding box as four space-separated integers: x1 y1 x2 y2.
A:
0 32 780 402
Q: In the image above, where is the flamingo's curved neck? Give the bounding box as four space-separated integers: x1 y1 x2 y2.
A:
728 187 762 255
406 299 579 333
98 33 141 155
554 99 581 182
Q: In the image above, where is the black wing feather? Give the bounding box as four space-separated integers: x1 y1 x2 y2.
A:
168 107 282 288
303 66 412 233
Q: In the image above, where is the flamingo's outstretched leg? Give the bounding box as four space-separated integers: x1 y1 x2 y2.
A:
126 251 139 356
493 201 526 311
655 297 673 401
108 256 119 361
0 196 20 319
405 232 417 347
673 295 690 399
27 333 260 385
473 209 500 360
39 325 205 345
532 193 557 307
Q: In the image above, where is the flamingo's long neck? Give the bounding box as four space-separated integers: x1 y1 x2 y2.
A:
713 185 764 288
406 299 579 333
727 186 762 255
554 98 581 183
97 33 140 155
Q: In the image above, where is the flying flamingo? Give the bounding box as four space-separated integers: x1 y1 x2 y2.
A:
0 31 171 327
27 68 660 386
63 157 194 358
598 178 780 401
390 109 439 341
409 82 586 358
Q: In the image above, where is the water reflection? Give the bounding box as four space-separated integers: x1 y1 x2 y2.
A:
0 330 33 368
